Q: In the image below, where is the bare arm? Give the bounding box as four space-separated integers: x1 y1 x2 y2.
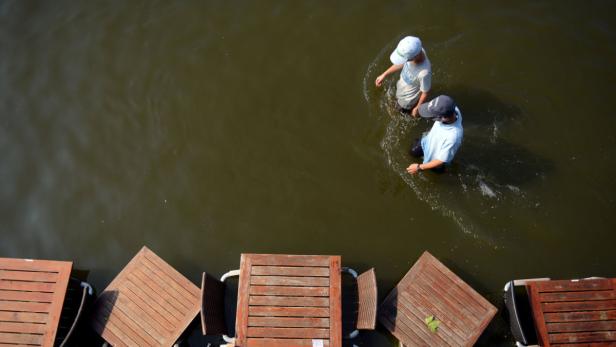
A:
375 64 403 87
406 159 445 175
411 91 429 117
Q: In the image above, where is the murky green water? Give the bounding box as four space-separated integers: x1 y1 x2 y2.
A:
1 1 615 345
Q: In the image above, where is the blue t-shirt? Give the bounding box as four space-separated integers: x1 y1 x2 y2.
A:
421 107 463 164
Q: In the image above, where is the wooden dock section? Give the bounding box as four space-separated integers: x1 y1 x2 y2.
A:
90 246 200 347
527 278 616 346
0 257 72 347
235 253 342 347
378 251 497 347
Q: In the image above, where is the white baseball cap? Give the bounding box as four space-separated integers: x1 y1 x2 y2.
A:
389 36 422 65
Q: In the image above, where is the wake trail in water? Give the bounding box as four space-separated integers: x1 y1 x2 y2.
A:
362 40 512 248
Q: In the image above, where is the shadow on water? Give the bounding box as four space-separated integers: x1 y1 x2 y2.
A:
364 59 555 245
433 86 555 198
455 135 553 188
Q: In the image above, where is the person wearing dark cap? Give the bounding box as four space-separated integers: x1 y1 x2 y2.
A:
375 36 432 117
406 95 463 174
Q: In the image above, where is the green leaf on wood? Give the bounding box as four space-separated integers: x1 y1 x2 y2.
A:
424 315 440 332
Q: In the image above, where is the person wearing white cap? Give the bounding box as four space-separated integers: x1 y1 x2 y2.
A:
375 36 432 117
406 95 463 174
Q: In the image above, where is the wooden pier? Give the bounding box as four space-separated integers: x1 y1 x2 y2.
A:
0 258 72 347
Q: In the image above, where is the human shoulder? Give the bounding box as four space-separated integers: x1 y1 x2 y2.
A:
418 68 431 79
419 50 431 70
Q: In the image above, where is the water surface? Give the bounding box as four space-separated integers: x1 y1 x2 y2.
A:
1 1 615 345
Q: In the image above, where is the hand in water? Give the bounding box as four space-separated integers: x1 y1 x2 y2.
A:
411 106 420 117
407 163 420 175
375 74 385 87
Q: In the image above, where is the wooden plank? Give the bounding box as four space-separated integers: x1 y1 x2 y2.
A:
98 248 146 296
547 320 616 333
528 278 616 347
405 258 490 345
0 311 48 324
328 256 341 347
249 306 329 318
0 332 43 345
247 254 331 267
251 276 329 287
382 287 458 347
141 249 200 299
397 290 465 346
532 279 613 293
540 290 616 302
125 273 183 319
251 266 329 277
90 312 139 347
137 262 195 312
248 316 330 328
406 288 469 345
380 294 455 347
112 291 167 343
126 268 187 320
380 288 428 347
0 281 55 292
249 296 329 307
140 256 199 307
545 310 616 323
0 300 52 313
246 338 330 347
528 282 551 347
380 304 454 347
92 299 158 346
427 255 496 317
0 290 54 303
0 322 46 334
249 285 329 297
0 258 69 273
237 254 341 347
414 269 483 325
236 254 252 347
89 310 130 347
542 300 616 313
120 280 179 329
0 270 58 283
549 331 616 344
131 267 190 319
247 327 329 339
90 250 147 347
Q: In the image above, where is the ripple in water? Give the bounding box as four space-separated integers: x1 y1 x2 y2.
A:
363 37 545 248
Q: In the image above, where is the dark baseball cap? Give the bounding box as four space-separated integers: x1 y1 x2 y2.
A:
418 95 456 119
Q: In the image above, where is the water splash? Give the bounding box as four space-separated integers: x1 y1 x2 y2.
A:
362 38 541 248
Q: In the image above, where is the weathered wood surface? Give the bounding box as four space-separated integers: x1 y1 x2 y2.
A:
0 257 72 347
356 268 377 330
90 246 200 347
527 278 616 347
235 254 342 347
378 251 497 347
